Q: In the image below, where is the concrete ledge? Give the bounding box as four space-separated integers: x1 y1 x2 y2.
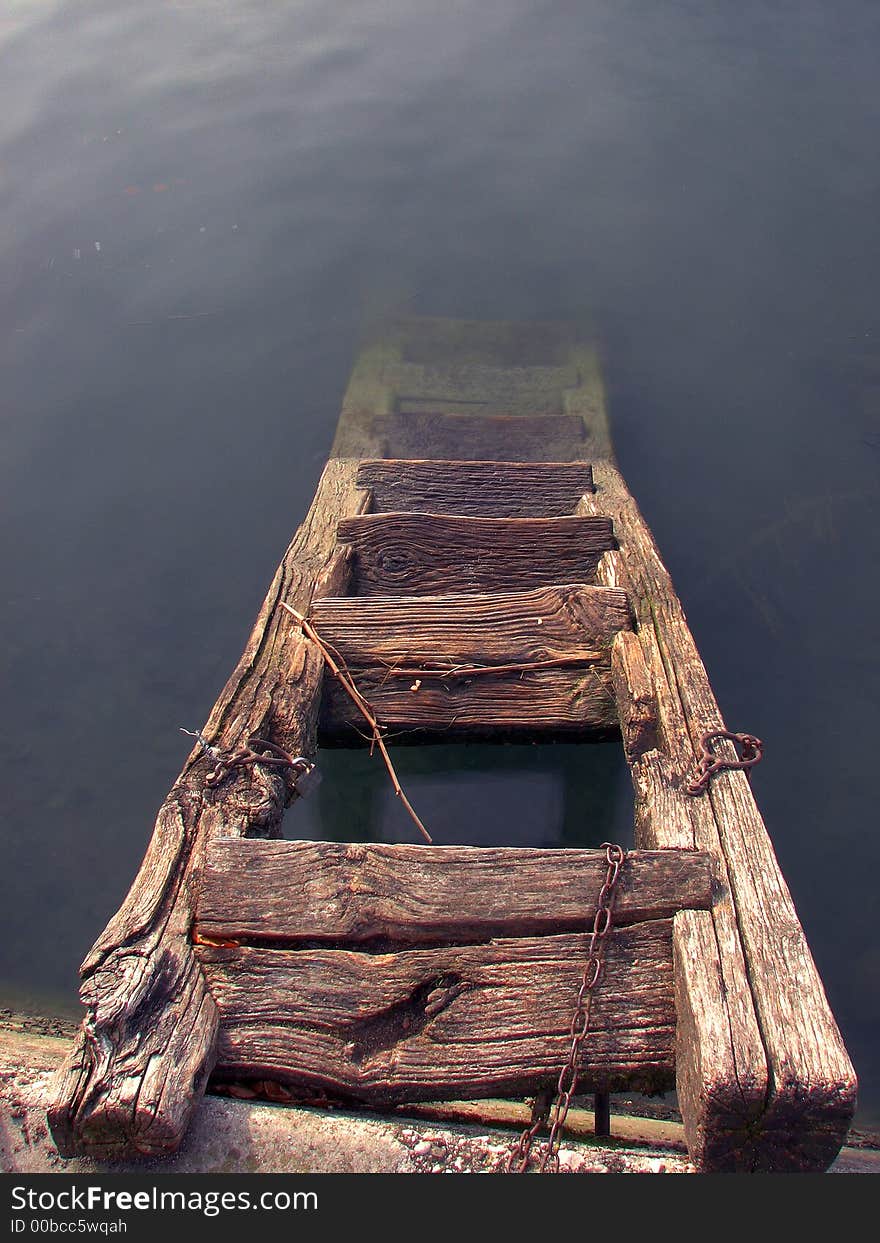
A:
3 1022 875 1173
1 1025 689 1174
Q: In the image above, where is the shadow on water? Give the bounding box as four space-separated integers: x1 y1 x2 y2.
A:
285 743 635 850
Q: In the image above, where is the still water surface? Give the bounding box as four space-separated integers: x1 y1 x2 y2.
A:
2 1 879 1125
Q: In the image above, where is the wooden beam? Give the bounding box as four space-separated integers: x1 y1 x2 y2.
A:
319 665 618 737
310 583 631 667
198 922 677 1105
310 582 629 737
47 460 366 1159
356 459 594 517
195 841 714 946
336 512 615 595
583 463 857 1171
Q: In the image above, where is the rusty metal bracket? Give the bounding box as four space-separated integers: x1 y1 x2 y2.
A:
687 729 763 796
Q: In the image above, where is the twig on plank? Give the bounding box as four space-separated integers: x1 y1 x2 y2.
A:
280 602 433 845
381 654 604 681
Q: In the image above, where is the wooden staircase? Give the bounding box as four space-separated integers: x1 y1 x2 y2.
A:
191 454 711 1114
47 317 857 1171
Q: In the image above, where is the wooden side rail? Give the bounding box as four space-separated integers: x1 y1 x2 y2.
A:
581 462 857 1171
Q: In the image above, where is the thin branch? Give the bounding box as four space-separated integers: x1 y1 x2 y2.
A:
281 602 433 845
381 654 604 680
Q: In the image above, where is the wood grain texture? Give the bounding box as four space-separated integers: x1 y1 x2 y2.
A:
312 582 629 737
47 460 365 1159
611 629 659 761
319 665 618 737
584 462 857 1170
310 583 631 666
195 840 714 946
337 512 615 595
356 459 594 517
198 922 677 1104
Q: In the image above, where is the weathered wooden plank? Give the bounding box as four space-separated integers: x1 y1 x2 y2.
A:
336 513 615 595
195 841 714 946
310 583 631 667
584 463 857 1170
356 459 595 517
198 922 677 1104
366 412 591 462
320 665 618 737
312 582 629 737
47 460 365 1159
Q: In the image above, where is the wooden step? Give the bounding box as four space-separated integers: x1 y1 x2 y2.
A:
336 512 615 596
199 930 676 1104
370 412 589 461
196 841 714 946
356 459 595 517
311 583 631 738
194 843 713 1107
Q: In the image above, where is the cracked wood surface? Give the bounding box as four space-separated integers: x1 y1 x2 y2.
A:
336 512 615 595
356 459 595 516
313 582 629 737
195 841 714 946
198 921 678 1104
319 665 619 738
310 583 631 666
47 459 366 1158
581 462 857 1171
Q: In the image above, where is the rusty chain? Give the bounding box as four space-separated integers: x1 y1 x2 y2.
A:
506 842 627 1174
686 729 763 796
180 728 314 789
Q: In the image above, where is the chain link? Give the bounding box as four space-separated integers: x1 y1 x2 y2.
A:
506 842 627 1173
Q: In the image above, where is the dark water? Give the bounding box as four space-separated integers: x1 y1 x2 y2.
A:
2 1 879 1126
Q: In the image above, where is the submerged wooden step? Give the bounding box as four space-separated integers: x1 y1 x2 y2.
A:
369 412 589 461
312 582 630 737
356 459 595 517
383 360 581 410
337 512 615 595
196 841 714 946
